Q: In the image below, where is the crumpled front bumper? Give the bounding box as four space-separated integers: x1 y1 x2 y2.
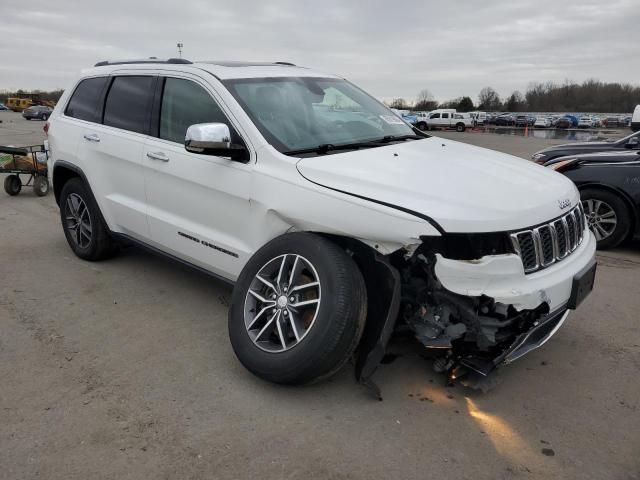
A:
433 227 596 313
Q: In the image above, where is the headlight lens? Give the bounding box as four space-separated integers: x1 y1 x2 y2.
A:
548 159 577 171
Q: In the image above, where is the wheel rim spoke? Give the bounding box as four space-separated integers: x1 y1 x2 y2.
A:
290 298 319 308
254 310 279 342
247 304 276 331
65 193 92 248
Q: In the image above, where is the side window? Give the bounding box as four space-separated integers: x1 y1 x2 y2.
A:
442 113 449 119
103 76 155 134
430 113 440 119
159 77 237 144
65 77 109 122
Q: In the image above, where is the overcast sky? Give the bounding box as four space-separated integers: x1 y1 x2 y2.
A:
1 0 638 103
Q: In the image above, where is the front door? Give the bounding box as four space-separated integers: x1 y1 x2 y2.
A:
143 75 253 280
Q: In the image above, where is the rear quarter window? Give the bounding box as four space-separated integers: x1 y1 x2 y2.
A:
65 77 109 122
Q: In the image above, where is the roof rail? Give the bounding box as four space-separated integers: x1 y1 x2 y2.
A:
274 61 296 66
94 58 192 67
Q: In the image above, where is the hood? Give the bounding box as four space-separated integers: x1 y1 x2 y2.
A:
296 138 579 233
571 150 640 162
541 141 616 153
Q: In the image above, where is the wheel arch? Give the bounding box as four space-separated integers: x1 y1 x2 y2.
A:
578 182 638 238
53 161 112 232
313 233 402 393
53 161 85 205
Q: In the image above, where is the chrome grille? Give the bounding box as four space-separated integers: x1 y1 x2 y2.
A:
511 204 586 274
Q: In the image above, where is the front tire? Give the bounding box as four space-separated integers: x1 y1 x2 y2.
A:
456 123 466 132
229 233 367 385
581 188 631 249
417 122 427 131
59 177 116 260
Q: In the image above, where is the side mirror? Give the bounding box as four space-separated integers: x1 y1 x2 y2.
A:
626 137 639 148
185 123 249 162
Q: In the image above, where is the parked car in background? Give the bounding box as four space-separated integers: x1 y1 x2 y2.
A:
424 110 468 131
495 113 515 126
564 114 579 127
603 116 621 128
527 115 536 126
415 111 430 130
532 130 640 164
0 103 8 111
545 150 640 248
631 105 640 132
469 111 486 125
591 116 602 128
555 117 572 129
514 115 529 127
578 116 593 128
22 105 53 120
534 116 552 128
484 112 497 124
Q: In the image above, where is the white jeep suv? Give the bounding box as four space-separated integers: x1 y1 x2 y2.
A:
47 59 596 391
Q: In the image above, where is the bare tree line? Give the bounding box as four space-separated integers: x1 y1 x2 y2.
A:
389 80 640 113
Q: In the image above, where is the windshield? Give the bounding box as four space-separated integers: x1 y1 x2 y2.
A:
224 77 416 154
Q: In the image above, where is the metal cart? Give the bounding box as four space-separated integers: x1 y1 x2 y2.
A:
0 145 49 196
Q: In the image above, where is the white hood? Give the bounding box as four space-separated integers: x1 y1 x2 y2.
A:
296 138 579 233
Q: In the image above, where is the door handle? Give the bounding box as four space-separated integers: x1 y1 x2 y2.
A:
83 133 100 143
146 151 170 162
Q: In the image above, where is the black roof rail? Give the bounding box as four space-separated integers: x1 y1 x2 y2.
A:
274 61 296 66
94 58 192 67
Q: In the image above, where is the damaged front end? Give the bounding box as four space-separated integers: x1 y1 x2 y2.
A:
399 250 557 390
354 227 594 396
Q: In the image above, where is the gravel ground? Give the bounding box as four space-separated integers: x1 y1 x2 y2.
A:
1 111 639 480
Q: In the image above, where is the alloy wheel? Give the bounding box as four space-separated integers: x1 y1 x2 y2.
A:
583 199 617 241
64 193 92 248
244 254 321 353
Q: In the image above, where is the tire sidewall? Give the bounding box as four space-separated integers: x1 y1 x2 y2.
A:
229 233 365 384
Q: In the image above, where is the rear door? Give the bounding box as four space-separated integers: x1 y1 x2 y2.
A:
76 74 156 240
142 74 253 280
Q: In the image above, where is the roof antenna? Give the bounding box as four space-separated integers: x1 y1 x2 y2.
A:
176 42 184 58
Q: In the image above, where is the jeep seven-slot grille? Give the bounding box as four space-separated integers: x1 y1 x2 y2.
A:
510 204 586 274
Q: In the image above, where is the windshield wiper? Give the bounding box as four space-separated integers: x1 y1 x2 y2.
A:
375 134 423 143
284 135 423 156
284 142 379 156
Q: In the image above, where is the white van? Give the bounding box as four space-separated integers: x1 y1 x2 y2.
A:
632 105 640 132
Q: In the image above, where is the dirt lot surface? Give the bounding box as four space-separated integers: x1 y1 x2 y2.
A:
1 112 639 479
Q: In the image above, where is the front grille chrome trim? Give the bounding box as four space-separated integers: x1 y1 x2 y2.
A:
510 205 585 274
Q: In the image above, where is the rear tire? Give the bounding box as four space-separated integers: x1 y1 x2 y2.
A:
581 188 631 249
4 175 21 195
229 232 367 385
59 177 116 260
